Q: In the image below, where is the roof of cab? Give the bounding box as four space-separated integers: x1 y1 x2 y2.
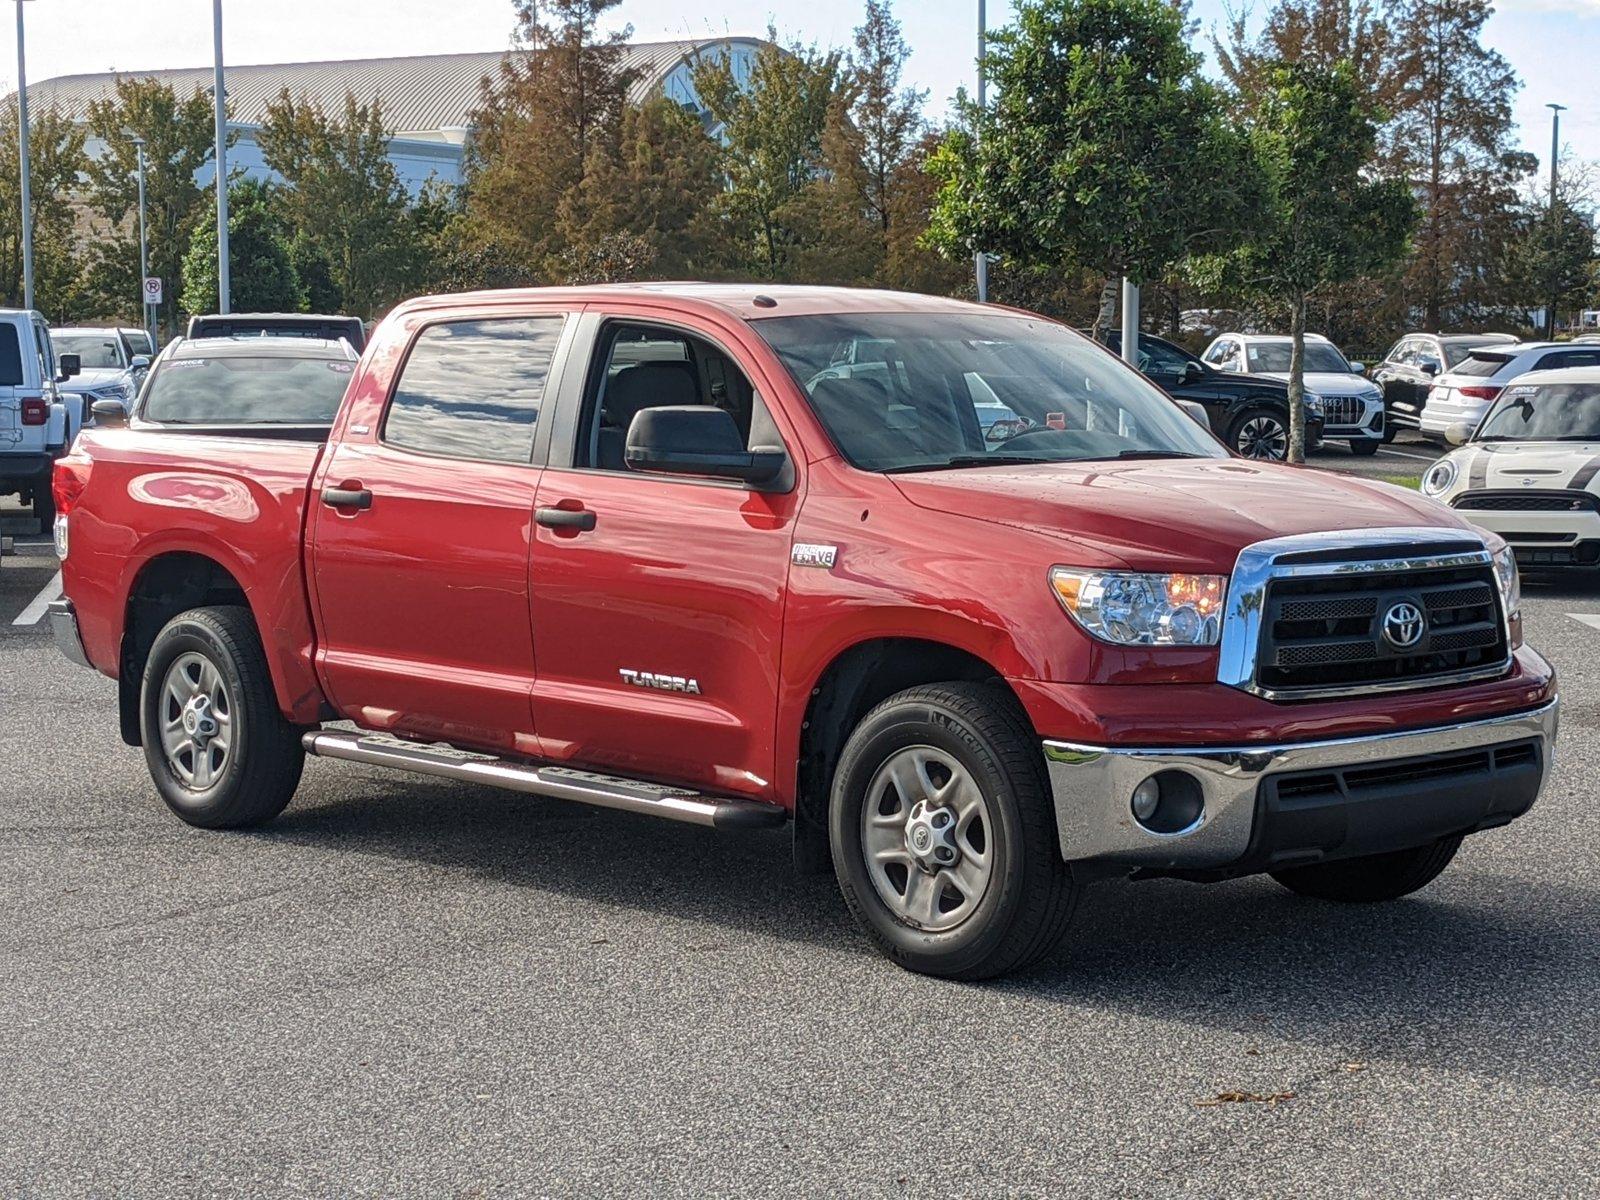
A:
165 334 359 359
393 283 1002 323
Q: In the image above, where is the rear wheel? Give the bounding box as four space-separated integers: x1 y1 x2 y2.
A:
1228 408 1289 461
830 683 1080 980
1269 835 1462 902
140 605 304 829
30 469 54 527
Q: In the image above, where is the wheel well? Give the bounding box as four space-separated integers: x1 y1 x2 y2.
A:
117 553 249 747
791 638 1031 874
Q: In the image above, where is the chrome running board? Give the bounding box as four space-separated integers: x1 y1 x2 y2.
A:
302 731 787 831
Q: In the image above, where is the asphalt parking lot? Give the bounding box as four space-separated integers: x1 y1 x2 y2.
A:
2 456 1596 1198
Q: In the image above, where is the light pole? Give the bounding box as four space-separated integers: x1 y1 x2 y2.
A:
1545 102 1566 340
14 0 37 312
973 0 987 304
212 0 229 314
132 134 150 343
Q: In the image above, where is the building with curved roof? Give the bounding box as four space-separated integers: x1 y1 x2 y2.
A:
25 38 762 193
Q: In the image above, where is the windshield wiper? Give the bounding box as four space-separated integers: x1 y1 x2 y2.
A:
882 454 1060 473
1108 450 1207 460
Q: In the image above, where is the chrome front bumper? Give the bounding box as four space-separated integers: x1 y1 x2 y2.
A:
1042 698 1558 870
48 598 91 669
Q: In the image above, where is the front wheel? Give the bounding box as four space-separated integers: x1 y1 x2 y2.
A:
140 605 305 829
829 683 1080 980
1228 408 1289 461
1269 835 1462 902
1348 438 1382 457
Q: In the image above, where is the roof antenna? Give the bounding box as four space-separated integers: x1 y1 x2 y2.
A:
752 295 777 308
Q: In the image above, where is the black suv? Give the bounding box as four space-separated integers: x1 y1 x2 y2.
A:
1104 332 1323 460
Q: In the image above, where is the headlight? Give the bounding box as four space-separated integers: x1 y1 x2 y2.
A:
1303 393 1324 414
1049 568 1227 646
1492 544 1521 620
1421 458 1457 497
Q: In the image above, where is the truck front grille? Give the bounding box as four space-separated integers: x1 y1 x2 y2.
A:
1217 532 1514 702
1256 563 1506 696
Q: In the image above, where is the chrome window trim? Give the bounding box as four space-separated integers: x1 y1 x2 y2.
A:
1216 526 1512 701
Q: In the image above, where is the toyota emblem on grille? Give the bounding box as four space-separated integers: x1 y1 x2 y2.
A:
1381 601 1427 649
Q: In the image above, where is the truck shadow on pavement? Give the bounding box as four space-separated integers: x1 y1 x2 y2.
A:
264 767 1600 1096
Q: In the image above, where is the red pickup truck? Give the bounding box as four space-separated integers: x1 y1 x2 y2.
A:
50 286 1558 979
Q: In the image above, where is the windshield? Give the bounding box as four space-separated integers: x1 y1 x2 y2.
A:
1245 342 1350 373
1477 383 1600 442
754 312 1224 472
141 354 355 425
52 334 123 370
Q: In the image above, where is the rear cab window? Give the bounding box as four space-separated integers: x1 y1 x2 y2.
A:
382 317 564 463
143 353 356 425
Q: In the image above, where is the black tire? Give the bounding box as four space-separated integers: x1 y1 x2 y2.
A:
1348 438 1382 456
30 470 55 527
1381 422 1398 444
829 683 1080 980
139 605 304 829
1227 407 1290 461
1269 835 1462 902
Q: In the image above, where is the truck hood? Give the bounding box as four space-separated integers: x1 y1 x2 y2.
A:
1256 371 1382 399
891 458 1465 573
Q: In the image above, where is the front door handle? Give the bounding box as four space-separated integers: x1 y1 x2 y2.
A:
536 506 597 532
322 485 373 510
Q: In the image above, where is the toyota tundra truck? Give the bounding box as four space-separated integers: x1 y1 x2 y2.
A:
49 285 1558 980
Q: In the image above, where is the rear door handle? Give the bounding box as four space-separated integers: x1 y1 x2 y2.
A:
322 486 373 510
536 506 597 532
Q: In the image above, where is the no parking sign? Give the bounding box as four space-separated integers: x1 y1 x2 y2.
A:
142 277 162 305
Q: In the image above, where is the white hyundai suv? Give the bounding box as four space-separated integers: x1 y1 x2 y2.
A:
1418 342 1600 442
1422 365 1600 568
1201 332 1385 454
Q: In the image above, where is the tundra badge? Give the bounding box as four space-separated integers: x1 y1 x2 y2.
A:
620 669 702 695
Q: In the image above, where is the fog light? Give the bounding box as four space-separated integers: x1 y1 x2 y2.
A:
1129 770 1206 835
1131 777 1161 821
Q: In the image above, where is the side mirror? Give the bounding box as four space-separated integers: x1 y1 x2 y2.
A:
129 355 151 371
1349 361 1366 375
625 406 785 486
1420 360 1440 377
1444 421 1474 447
1182 361 1205 383
1177 399 1210 428
58 353 81 379
90 398 128 428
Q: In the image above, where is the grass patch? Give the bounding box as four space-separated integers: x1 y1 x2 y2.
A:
1379 473 1422 490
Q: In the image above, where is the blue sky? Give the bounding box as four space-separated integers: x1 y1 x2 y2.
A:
4 0 1593 166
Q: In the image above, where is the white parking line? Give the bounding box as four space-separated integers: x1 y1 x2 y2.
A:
12 570 62 626
1375 447 1439 462
1568 613 1600 633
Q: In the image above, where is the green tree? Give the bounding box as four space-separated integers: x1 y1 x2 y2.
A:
850 0 926 250
180 179 303 314
925 0 1255 335
562 97 726 278
82 78 221 331
0 105 89 315
258 91 423 316
694 33 851 278
1192 61 1416 461
1501 171 1597 331
465 0 636 274
1387 0 1532 328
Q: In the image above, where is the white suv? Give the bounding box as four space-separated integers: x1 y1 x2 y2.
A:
1201 332 1385 454
50 326 150 425
0 308 76 526
1418 342 1600 441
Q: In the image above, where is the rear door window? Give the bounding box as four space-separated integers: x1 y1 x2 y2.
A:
383 317 564 463
1534 349 1600 371
0 325 23 386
